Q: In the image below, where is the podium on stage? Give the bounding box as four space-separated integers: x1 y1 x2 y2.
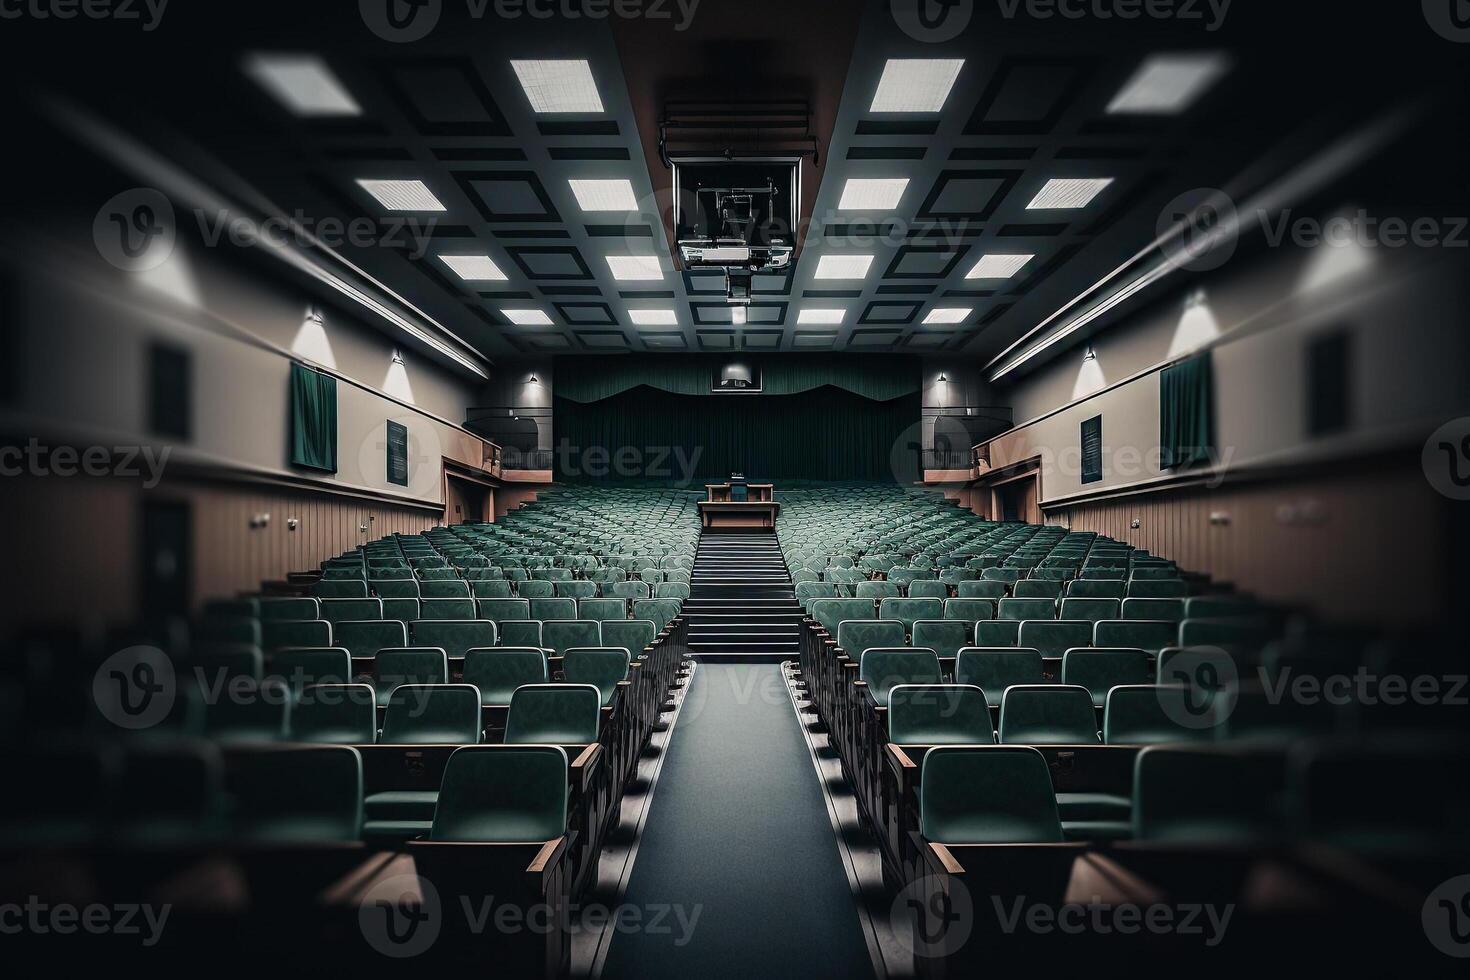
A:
697 476 779 530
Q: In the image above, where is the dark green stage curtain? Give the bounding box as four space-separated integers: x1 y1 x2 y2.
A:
553 386 919 483
290 362 338 472
1159 350 1215 470
555 354 920 403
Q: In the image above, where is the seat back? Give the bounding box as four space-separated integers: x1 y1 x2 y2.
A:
878 598 945 631
858 648 942 706
199 678 290 742
633 599 681 632
1134 745 1286 843
420 580 472 599
944 598 995 623
334 620 408 659
907 581 949 600
578 598 627 622
1122 598 1185 622
810 598 876 635
318 598 383 624
1104 685 1213 744
1094 620 1175 654
888 685 994 744
998 685 1099 744
1063 648 1153 707
269 647 352 691
261 620 333 652
601 619 656 655
517 580 555 599
920 746 1063 844
429 745 568 843
562 648 630 707
288 683 378 744
381 684 482 744
504 684 601 744
259 597 322 621
226 745 363 843
956 580 1008 600
418 598 478 621
1017 620 1093 659
530 597 577 622
374 648 449 706
499 621 544 648
1012 579 1063 600
409 620 497 658
544 620 602 656
477 598 531 624
462 648 549 706
836 620 905 657
998 598 1056 621
1058 598 1120 623
912 620 969 660
470 579 514 599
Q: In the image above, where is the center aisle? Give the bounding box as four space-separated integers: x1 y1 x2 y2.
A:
599 662 876 980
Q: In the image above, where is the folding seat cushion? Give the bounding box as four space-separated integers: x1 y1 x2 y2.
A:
463 648 550 706
1122 598 1185 622
556 581 597 600
1058 598 1120 623
562 648 630 707
920 746 1063 844
261 619 332 652
516 580 554 600
429 745 567 843
888 684 994 744
608 581 650 600
633 599 681 632
1094 620 1175 654
286 683 378 743
998 598 1056 621
1104 686 1213 744
602 619 656 655
192 645 264 683
258 597 322 622
419 580 471 600
1062 648 1153 707
268 647 352 691
907 581 950 600
499 621 544 649
1013 580 1064 600
944 598 995 624
380 685 482 744
982 569 1024 584
334 620 409 660
477 598 531 624
471 579 514 599
578 598 627 622
505 685 602 744
199 678 290 743
1133 745 1286 843
655 583 691 600
226 745 363 843
317 598 383 624
858 648 943 706
912 620 969 660
837 620 906 657
370 579 419 600
1018 620 1094 659
999 685 1100 744
374 648 450 706
975 620 1021 647
878 598 945 631
1067 579 1126 600
957 580 1008 600
418 598 478 621
410 621 497 659
855 581 902 600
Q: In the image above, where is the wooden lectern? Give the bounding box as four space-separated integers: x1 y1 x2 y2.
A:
698 478 779 530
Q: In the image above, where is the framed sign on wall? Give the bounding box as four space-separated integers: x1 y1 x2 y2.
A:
386 420 409 487
1081 415 1103 485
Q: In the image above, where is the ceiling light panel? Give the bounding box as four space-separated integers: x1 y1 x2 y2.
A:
606 255 664 281
838 178 909 211
568 179 639 212
629 309 678 325
798 308 846 325
438 255 507 281
813 255 874 280
923 308 972 324
967 253 1035 279
356 179 446 212
870 59 965 112
511 60 604 113
244 54 362 116
1107 53 1230 115
501 309 554 326
1027 178 1114 210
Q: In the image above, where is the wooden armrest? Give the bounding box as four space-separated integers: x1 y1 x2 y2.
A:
525 835 571 887
926 840 967 876
886 743 918 770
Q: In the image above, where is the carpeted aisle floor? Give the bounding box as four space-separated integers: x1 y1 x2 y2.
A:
599 662 875 980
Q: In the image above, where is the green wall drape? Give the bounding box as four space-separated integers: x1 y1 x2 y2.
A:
289 362 338 472
1159 350 1215 470
554 354 920 403
553 386 919 483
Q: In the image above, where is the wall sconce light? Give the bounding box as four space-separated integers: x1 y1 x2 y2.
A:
391 350 404 365
287 517 299 531
938 373 948 383
528 374 540 384
1084 346 1097 362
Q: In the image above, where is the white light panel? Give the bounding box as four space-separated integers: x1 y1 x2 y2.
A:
1107 53 1230 115
923 308 972 325
1027 177 1114 210
501 309 553 326
798 308 846 325
511 60 604 113
813 255 874 280
870 59 964 113
356 179 446 212
629 309 678 325
837 178 909 211
606 255 664 281
243 54 362 117
437 255 507 281
568 179 638 212
966 254 1034 279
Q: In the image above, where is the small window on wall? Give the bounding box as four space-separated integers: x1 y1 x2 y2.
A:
1307 330 1352 437
148 343 192 440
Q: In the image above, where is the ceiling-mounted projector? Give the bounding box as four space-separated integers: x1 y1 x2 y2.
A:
672 159 798 276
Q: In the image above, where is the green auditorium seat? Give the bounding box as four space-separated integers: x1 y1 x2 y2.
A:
517 580 554 599
334 620 408 659
837 620 906 657
268 647 351 691
380 597 419 622
428 745 567 842
504 684 602 744
907 581 949 600
920 746 1063 844
1058 598 1120 623
1122 598 1185 622
261 619 332 652
226 745 363 843
1018 620 1093 659
999 685 1099 744
287 683 377 743
855 581 901 600
463 648 549 706
371 579 420 599
1104 686 1212 744
313 579 371 599
912 620 969 660
810 598 876 636
982 569 1024 584
198 678 290 743
499 621 544 648
608 581 651 600
373 648 449 706
633 599 681 632
655 583 691 600
259 597 321 621
1066 580 1126 600
380 684 482 744
1179 617 1271 649
1133 745 1285 843
471 579 514 599
1094 620 1175 654
858 648 942 706
1013 580 1064 600
320 568 365 581
879 598 945 632
944 598 995 624
1062 648 1153 707
602 619 656 654
888 684 994 744
957 580 1008 600
578 598 627 622
562 648 630 707
317 598 383 624
410 620 497 658
420 580 472 600
417 598 475 621
1126 579 1189 599
478 598 531 624
531 597 577 621
999 597 1056 621
369 569 414 581
418 568 458 581
975 621 1021 647
1129 568 1179 580
544 620 602 656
